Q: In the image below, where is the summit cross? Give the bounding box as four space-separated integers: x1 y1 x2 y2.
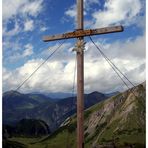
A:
42 0 123 148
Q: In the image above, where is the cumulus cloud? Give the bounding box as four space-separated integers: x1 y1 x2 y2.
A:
3 34 145 93
3 55 145 93
96 34 146 60
2 0 145 94
24 20 34 31
3 0 26 21
39 42 73 62
64 0 144 29
3 0 43 38
3 0 43 21
92 0 142 28
21 0 43 17
3 59 76 93
2 0 43 66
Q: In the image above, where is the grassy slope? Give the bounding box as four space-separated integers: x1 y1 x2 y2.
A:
3 140 27 148
84 83 146 147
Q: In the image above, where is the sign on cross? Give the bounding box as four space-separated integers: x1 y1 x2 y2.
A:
42 0 123 148
43 26 123 42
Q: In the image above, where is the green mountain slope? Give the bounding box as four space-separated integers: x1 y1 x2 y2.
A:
6 82 145 148
84 82 145 147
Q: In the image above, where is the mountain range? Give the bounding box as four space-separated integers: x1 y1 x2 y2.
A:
3 90 113 131
29 82 145 148
3 82 146 148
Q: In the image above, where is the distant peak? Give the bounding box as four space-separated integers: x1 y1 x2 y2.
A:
3 90 21 96
89 91 102 95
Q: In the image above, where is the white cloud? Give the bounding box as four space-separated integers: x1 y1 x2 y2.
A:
65 0 99 19
2 0 26 21
65 5 77 18
84 0 99 10
65 0 92 23
24 20 34 31
4 43 34 63
21 0 43 17
3 0 44 21
3 38 21 52
3 34 146 93
40 26 48 32
3 59 76 93
3 0 43 38
39 42 73 62
2 0 145 94
92 0 142 27
3 56 145 93
64 0 144 29
100 34 146 60
23 44 34 56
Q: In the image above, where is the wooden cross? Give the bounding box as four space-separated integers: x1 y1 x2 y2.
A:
42 0 123 148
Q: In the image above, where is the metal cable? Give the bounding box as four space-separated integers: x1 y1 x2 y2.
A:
89 36 135 88
16 40 67 91
66 54 77 148
5 40 67 99
97 41 136 88
72 54 77 110
89 36 137 97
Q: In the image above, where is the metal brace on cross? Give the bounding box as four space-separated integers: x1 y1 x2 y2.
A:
42 0 124 148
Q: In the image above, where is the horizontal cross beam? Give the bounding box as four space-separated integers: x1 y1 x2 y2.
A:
43 26 123 42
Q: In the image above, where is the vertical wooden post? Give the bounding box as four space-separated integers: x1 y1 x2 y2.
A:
77 0 84 148
42 1 123 148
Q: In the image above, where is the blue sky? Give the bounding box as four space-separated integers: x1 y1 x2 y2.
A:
2 0 146 93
